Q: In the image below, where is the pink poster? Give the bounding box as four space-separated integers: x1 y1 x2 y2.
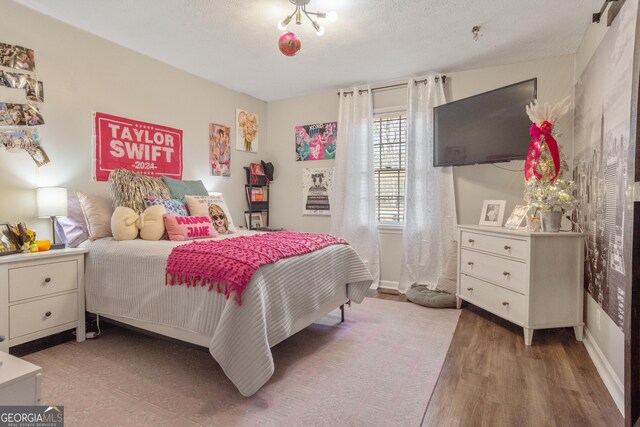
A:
94 112 182 181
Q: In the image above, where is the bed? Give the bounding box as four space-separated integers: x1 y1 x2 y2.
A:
80 230 373 396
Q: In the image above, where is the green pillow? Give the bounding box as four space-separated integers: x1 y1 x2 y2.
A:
161 176 208 199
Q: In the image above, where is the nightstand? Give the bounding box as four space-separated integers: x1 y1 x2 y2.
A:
0 248 88 352
0 351 41 405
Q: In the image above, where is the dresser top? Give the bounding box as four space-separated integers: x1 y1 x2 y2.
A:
0 351 41 383
458 224 586 237
0 247 88 265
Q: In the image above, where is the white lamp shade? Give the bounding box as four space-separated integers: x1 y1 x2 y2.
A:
36 187 68 218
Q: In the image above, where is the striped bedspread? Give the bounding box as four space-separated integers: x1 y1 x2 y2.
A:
82 231 373 396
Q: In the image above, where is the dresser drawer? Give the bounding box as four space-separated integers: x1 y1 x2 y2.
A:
460 231 528 260
460 249 528 294
9 260 77 302
9 293 78 339
459 275 527 326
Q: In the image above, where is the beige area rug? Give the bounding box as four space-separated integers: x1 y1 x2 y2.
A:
24 298 460 427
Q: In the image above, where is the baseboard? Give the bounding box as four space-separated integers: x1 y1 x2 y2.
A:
378 280 400 294
583 327 624 415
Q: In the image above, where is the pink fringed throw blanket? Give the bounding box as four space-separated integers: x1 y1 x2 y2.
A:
165 232 347 304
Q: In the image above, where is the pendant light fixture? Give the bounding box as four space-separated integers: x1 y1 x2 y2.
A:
278 0 337 36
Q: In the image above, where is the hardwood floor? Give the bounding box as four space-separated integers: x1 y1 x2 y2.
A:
370 291 623 427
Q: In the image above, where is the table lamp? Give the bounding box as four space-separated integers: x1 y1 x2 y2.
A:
36 187 68 250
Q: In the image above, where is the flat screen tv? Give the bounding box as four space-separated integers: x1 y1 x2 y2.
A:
433 78 537 167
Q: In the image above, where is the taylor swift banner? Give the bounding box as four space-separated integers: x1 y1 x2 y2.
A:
93 112 183 181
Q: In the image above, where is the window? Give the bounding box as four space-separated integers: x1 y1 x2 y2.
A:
373 114 407 224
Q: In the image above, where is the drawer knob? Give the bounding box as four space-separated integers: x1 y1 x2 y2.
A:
468 239 475 244
502 271 510 277
502 301 509 306
466 287 473 291
503 245 511 251
44 277 52 283
45 311 52 317
467 261 474 266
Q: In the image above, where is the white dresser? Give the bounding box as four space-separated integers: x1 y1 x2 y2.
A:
0 248 87 352
457 225 584 345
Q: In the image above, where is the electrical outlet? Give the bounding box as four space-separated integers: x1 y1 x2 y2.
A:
595 309 601 330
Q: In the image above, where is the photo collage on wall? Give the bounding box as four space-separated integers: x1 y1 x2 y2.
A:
295 121 337 161
209 123 231 177
0 42 49 166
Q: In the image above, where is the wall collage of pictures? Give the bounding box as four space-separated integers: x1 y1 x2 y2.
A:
0 42 49 166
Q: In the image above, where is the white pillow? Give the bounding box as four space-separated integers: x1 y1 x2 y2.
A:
55 192 89 247
76 192 114 241
185 194 237 234
111 207 139 241
138 204 166 241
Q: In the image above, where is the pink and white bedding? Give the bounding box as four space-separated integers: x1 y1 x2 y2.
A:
81 230 373 396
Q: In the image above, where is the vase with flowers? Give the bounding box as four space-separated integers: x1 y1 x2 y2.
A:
522 97 576 232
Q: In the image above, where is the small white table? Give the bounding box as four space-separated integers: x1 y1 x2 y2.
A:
0 351 41 405
0 248 88 352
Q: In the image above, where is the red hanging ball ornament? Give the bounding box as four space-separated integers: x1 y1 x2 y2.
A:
278 32 301 56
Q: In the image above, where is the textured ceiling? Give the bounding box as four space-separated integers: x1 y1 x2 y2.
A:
16 0 602 101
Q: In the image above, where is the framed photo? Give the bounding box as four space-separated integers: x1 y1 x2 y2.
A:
250 212 263 229
504 205 532 230
479 200 506 226
0 223 20 256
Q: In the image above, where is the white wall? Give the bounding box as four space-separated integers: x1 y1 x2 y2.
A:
0 2 268 239
267 55 576 288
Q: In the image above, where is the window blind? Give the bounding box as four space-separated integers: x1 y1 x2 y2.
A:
373 115 406 223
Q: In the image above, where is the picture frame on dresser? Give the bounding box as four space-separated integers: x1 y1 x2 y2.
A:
504 205 532 230
0 224 20 256
479 200 506 226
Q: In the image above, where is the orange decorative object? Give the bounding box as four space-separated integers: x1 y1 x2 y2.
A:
35 240 51 251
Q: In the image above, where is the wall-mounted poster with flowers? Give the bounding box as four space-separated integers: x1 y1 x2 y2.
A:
295 121 337 161
236 109 258 152
209 123 230 177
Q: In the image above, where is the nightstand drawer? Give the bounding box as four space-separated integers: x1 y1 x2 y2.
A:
9 293 78 339
461 231 528 260
460 249 527 294
9 260 77 302
459 274 526 326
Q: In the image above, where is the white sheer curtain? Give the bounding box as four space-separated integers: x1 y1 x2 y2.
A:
331 86 380 287
399 76 457 293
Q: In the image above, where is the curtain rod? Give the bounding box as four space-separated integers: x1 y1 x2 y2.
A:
337 75 447 96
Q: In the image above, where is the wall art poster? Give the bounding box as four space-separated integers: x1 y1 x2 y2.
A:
93 112 183 181
236 109 258 152
302 167 334 215
572 0 638 329
295 121 337 161
209 123 231 177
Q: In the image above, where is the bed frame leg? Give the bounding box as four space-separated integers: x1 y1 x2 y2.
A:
340 304 345 322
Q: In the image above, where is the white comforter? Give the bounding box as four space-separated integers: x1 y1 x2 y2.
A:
81 231 373 396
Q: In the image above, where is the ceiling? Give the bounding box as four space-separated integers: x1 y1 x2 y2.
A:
16 0 602 102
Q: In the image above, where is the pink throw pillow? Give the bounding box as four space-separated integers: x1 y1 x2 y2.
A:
163 215 218 241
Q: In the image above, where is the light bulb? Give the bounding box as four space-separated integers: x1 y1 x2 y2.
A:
312 20 325 36
278 15 291 31
326 11 337 22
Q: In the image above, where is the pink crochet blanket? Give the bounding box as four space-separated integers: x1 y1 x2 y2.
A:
165 232 347 304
